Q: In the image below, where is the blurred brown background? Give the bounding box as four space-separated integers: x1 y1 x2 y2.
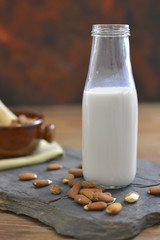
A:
0 0 159 106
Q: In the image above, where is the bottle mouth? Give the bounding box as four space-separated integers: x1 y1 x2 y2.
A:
91 24 130 37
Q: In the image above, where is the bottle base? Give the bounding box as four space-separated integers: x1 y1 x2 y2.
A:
83 172 134 189
101 184 129 189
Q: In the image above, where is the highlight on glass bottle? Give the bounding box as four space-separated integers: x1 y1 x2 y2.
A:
82 24 138 189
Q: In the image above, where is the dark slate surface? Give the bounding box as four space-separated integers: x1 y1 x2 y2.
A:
0 147 160 240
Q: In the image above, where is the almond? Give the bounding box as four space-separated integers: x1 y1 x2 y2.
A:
62 174 74 183
32 179 52 187
46 163 63 170
82 180 97 188
148 186 160 195
81 180 104 191
92 192 116 203
84 202 107 210
80 188 102 199
68 182 81 199
50 184 61 194
125 191 139 203
104 192 112 197
95 185 105 191
106 203 122 215
18 173 37 181
74 194 91 205
68 179 81 187
68 168 83 177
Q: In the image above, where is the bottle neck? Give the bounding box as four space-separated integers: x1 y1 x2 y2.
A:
92 35 130 70
86 35 133 88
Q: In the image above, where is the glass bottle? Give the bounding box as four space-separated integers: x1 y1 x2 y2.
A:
82 24 138 188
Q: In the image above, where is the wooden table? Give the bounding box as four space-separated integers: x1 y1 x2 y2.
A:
0 104 160 240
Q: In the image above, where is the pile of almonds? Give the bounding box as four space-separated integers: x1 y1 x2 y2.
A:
18 162 160 215
62 169 139 214
11 114 38 126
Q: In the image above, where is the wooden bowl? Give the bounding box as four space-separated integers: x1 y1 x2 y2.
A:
0 109 55 158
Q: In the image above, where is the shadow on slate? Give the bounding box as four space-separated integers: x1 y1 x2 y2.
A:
0 147 160 240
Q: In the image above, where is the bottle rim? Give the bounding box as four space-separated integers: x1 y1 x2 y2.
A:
91 24 130 37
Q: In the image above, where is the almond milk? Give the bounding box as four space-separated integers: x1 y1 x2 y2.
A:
82 86 138 188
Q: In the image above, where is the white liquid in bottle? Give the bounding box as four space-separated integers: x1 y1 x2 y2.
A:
82 86 138 187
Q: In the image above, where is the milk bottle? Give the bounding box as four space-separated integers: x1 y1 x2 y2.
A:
82 25 138 188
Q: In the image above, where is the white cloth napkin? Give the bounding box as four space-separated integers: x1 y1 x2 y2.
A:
0 140 64 170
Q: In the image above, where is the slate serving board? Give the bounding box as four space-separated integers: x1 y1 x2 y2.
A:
0 147 160 240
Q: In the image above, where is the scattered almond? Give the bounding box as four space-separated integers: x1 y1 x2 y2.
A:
68 168 83 177
125 191 139 203
104 192 112 197
81 180 104 191
95 185 105 191
32 179 52 187
84 202 107 211
68 179 81 187
46 163 63 171
74 194 91 205
82 180 97 188
148 186 160 195
50 184 61 194
80 188 102 199
92 192 116 203
62 174 74 183
106 203 122 215
18 173 37 181
68 181 81 199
